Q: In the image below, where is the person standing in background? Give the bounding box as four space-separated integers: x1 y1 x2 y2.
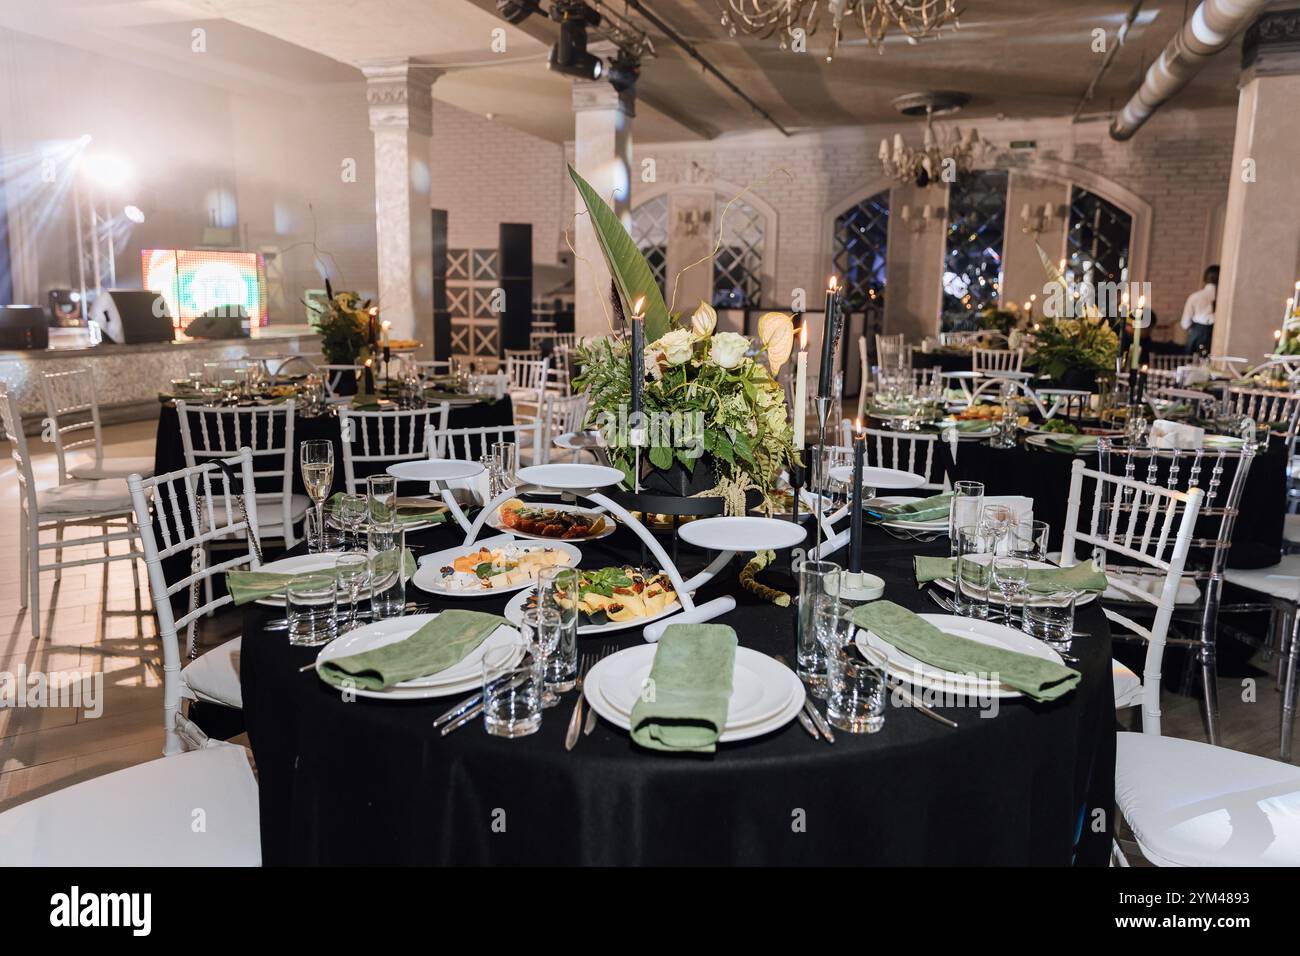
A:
1180 265 1219 355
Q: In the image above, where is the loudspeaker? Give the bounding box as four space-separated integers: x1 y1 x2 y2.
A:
0 306 49 350
185 305 249 340
498 223 533 353
90 290 174 344
431 209 451 360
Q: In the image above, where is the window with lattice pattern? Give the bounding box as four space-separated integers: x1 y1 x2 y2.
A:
629 195 668 298
1066 187 1133 286
712 198 765 309
833 192 890 312
942 170 1008 330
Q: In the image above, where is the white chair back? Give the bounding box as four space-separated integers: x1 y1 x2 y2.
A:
972 347 1024 374
41 367 106 484
175 401 298 544
128 448 262 755
875 333 908 370
0 383 38 516
541 393 589 463
1224 386 1300 438
1148 353 1193 373
265 354 318 379
424 421 544 503
336 404 450 494
864 429 946 492
506 355 550 393
1061 458 1204 735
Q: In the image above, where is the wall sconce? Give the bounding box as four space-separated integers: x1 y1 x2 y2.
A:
1020 202 1067 237
898 204 945 235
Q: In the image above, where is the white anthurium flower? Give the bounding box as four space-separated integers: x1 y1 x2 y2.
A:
654 328 693 366
757 311 794 375
690 301 717 338
710 331 751 370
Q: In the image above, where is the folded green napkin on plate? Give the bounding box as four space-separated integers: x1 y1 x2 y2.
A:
1042 434 1097 453
317 609 505 691
870 493 951 523
850 601 1081 703
939 420 995 432
226 550 417 606
326 493 446 526
913 556 1108 593
629 624 737 753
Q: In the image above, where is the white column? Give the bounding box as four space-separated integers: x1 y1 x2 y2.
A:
1215 10 1300 359
572 45 634 339
362 59 442 346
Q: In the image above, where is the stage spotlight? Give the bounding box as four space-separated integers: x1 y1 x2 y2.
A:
495 0 541 24
606 52 639 92
83 152 132 190
547 1 603 80
123 205 146 224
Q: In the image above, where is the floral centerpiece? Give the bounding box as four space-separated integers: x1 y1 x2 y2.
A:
1025 315 1118 386
568 165 796 515
307 289 372 365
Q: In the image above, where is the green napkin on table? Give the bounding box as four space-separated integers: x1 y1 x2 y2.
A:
1043 434 1097 453
850 601 1081 703
939 420 995 433
424 389 492 403
226 550 417 606
629 624 737 753
317 609 505 691
868 493 951 524
913 556 1108 593
326 493 446 527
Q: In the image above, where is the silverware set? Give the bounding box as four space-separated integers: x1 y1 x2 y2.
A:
566 644 614 750
267 601 435 632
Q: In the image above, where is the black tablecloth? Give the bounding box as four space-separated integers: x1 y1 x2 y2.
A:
938 438 1287 570
913 350 975 374
239 519 1116 866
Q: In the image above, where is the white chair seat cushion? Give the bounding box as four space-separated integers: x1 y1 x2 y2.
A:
1113 660 1141 709
1285 513 1300 546
182 638 242 709
1116 732 1300 867
68 455 155 480
0 743 260 866
37 478 134 515
1224 554 1300 604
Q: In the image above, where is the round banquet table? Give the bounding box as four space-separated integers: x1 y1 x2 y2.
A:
936 436 1288 570
239 515 1116 866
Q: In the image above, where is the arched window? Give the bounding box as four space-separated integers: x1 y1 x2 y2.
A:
712 197 765 309
1066 187 1133 285
629 194 668 297
833 191 890 312
942 170 1008 330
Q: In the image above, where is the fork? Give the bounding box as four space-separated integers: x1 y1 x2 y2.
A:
582 644 617 736
565 651 595 751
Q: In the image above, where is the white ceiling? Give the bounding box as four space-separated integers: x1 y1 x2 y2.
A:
0 0 1254 143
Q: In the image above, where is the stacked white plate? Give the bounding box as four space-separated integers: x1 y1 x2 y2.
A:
854 613 1064 700
868 495 949 534
312 612 525 701
251 553 353 607
930 556 1098 606
583 645 806 742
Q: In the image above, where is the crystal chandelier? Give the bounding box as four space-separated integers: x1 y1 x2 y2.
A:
878 92 983 188
715 0 962 61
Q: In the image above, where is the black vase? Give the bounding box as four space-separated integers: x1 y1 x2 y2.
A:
1053 367 1098 392
639 455 717 497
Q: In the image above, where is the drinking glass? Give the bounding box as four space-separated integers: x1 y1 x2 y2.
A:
482 642 544 738
1009 520 1050 561
286 573 339 647
1022 588 1079 654
992 557 1029 627
535 567 579 693
304 508 344 554
949 481 985 556
491 441 518 488
336 493 369 551
822 611 887 734
953 524 994 619
366 474 397 526
334 553 370 632
368 523 406 620
795 559 841 696
980 503 1013 554
521 606 563 705
300 440 334 553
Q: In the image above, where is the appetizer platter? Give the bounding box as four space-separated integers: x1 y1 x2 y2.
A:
504 565 682 634
488 498 615 542
411 537 581 597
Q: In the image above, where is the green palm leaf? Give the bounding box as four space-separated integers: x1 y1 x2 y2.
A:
568 164 672 341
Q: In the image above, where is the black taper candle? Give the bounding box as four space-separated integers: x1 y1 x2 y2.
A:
849 425 865 574
818 278 839 400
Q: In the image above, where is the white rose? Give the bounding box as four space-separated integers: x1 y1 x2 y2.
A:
654 328 693 366
690 301 717 338
710 331 750 370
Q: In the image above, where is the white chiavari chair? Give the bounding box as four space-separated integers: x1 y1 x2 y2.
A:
128 448 261 754
506 355 550 423
864 429 946 492
874 332 908 370
423 421 545 507
41 367 155 483
938 330 983 347
540 393 589 464
319 364 367 398
1147 353 1192 373
0 384 141 638
175 400 304 547
505 348 542 364
336 404 450 494
260 354 318 379
971 347 1025 376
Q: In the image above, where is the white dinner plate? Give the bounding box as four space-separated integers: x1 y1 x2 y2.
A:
939 422 998 439
854 613 1064 700
502 587 682 636
515 463 623 491
1024 434 1099 453
387 459 484 482
868 495 950 533
676 516 807 552
486 501 616 542
410 537 582 598
553 430 606 451
930 556 1098 606
251 552 350 607
583 644 805 742
827 465 928 491
313 612 525 700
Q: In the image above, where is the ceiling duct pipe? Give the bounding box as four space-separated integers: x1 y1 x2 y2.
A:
1109 0 1271 140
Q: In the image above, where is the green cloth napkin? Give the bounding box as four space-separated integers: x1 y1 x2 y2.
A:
326 493 446 527
1043 434 1097 453
423 389 491 402
850 601 1081 703
913 556 1108 593
939 420 995 433
870 493 951 523
629 624 737 753
317 609 505 691
226 550 417 605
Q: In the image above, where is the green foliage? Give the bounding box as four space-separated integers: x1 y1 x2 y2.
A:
1026 316 1119 380
309 292 370 364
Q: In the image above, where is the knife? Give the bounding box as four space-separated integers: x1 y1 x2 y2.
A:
803 699 835 744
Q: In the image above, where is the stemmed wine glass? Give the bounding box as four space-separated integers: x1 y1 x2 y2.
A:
979 504 1013 554
337 493 368 552
300 440 334 552
992 557 1029 628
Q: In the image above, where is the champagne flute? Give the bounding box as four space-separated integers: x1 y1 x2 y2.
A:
300 440 334 552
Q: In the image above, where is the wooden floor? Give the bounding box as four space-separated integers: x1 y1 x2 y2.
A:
0 420 1294 865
